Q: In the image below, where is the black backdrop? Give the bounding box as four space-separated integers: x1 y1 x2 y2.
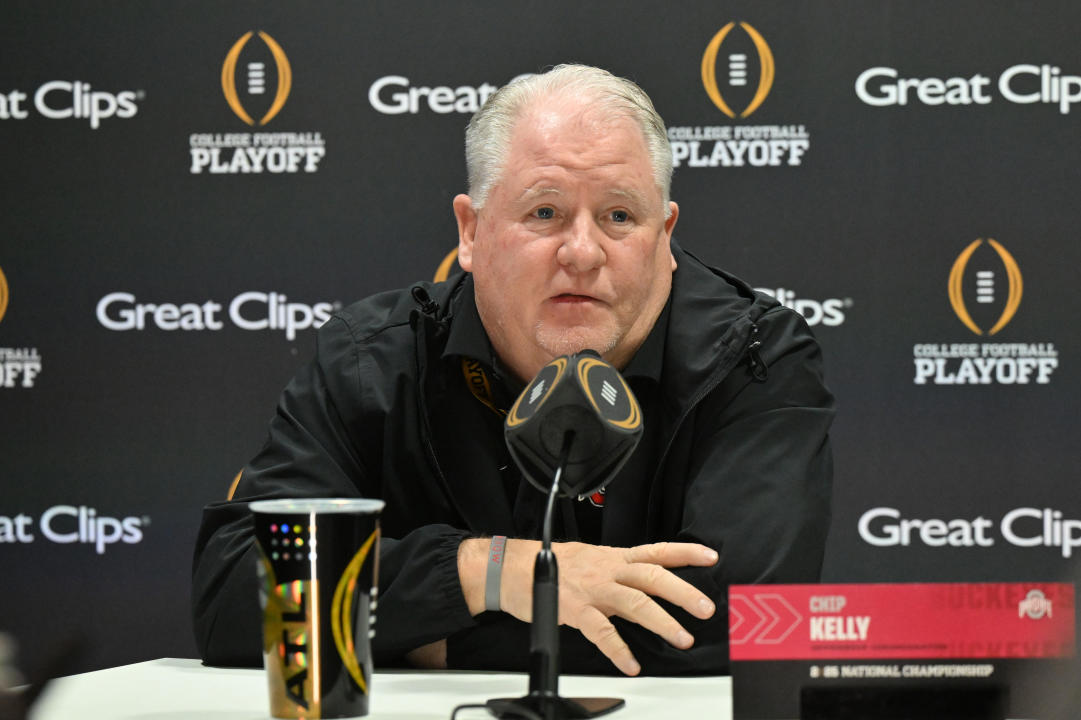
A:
2 1 1079 675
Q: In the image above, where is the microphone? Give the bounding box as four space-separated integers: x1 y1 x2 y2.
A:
488 350 643 720
505 349 643 500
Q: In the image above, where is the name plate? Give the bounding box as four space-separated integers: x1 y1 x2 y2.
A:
728 583 1076 720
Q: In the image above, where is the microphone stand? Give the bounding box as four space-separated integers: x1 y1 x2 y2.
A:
488 431 625 720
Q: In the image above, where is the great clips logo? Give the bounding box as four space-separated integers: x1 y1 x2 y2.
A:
856 64 1081 114
189 31 325 175
670 22 809 169
859 507 1081 559
96 291 338 341
0 505 147 555
0 81 144 129
913 239 1057 385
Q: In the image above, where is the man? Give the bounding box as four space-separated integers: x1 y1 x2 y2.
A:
192 64 833 676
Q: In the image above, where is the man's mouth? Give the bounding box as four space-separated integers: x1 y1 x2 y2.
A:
550 293 596 304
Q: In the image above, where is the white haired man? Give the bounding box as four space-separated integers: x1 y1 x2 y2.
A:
193 64 833 676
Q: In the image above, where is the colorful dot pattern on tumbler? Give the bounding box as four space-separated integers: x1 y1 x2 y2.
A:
269 521 317 561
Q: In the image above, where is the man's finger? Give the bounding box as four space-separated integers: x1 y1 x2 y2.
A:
576 606 641 676
602 583 695 651
624 541 718 567
615 563 716 620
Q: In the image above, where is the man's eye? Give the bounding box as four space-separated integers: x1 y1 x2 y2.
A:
610 210 629 223
534 207 555 220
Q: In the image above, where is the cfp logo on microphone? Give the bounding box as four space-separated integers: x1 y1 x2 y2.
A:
508 357 566 426
222 31 292 126
577 356 640 429
600 380 618 406
529 380 547 405
948 238 1023 335
701 22 775 119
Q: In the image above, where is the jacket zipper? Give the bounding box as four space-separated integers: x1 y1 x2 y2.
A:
411 285 438 315
745 323 768 382
410 285 472 525
646 319 769 537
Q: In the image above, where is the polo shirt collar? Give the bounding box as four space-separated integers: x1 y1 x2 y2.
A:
442 274 495 366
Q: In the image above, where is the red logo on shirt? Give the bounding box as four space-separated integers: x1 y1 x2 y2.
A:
587 488 606 508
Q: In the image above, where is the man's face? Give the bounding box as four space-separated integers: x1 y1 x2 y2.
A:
454 96 679 382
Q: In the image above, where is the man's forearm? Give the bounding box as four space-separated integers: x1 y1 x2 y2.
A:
456 536 717 676
457 536 541 617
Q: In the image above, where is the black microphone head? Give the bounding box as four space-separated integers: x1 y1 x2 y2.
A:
505 350 643 497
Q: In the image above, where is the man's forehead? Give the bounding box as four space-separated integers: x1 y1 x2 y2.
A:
522 90 618 128
503 89 636 148
485 92 661 207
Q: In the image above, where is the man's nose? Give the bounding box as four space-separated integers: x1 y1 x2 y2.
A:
556 214 606 272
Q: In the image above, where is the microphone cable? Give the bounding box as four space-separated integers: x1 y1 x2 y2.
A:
448 699 544 720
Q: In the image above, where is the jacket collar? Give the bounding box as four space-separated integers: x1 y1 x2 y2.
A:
412 241 779 431
659 241 778 408
408 242 778 533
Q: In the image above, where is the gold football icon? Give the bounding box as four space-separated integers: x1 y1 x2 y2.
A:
701 22 775 119
222 31 292 126
0 265 9 325
948 239 1023 335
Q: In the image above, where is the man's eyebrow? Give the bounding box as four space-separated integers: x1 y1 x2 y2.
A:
607 188 650 207
513 185 651 207
516 186 562 203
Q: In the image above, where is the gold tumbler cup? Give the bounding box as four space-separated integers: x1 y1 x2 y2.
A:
251 498 384 719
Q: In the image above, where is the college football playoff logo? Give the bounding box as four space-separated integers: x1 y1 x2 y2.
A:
701 22 775 119
222 31 292 126
0 264 9 324
948 239 1023 335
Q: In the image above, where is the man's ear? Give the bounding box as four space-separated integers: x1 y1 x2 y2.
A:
665 201 680 271
453 194 478 271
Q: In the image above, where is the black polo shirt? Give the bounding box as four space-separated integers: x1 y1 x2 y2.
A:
441 275 668 545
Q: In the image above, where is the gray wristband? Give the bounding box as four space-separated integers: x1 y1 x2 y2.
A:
485 535 507 612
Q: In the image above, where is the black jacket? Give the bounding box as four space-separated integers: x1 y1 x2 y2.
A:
191 243 834 675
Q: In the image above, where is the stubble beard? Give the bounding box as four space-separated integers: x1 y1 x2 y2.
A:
534 320 620 360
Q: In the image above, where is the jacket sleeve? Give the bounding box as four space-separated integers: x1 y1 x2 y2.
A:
448 306 834 675
191 316 476 667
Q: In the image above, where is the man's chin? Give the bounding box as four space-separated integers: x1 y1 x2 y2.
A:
535 324 619 359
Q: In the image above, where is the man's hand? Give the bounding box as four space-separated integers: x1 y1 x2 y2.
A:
458 538 718 676
405 639 447 669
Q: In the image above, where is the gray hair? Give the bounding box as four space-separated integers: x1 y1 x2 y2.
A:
464 64 673 215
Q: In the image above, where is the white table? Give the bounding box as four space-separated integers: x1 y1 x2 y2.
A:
28 658 732 719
